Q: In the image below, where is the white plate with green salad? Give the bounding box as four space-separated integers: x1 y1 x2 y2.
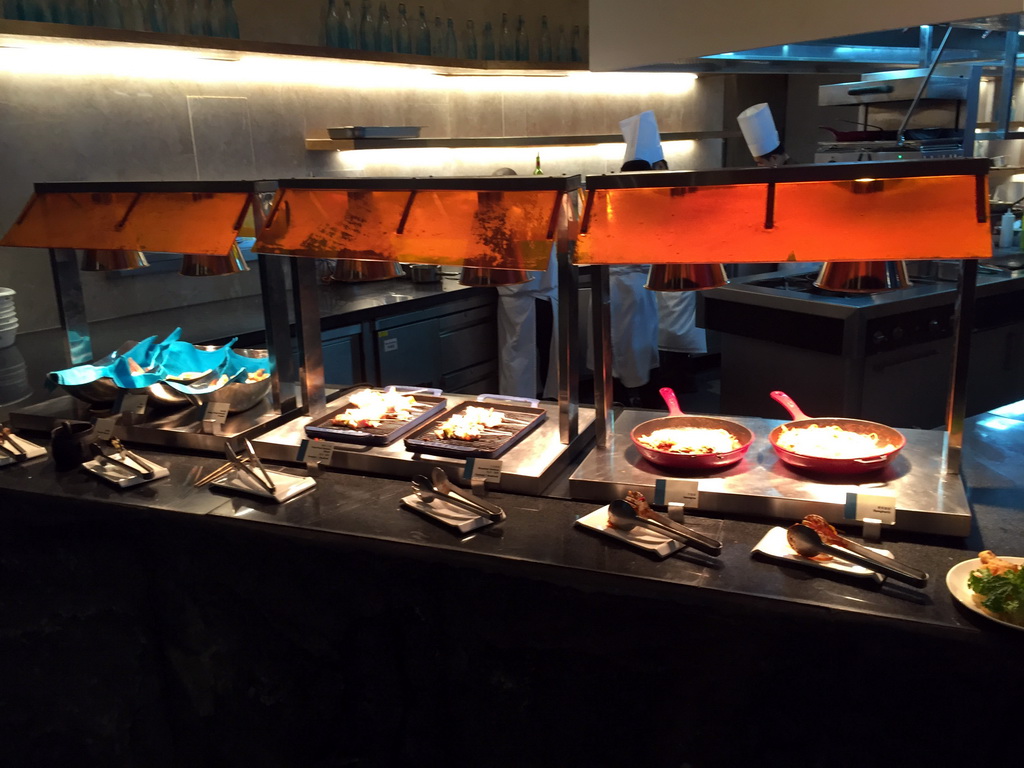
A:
946 555 1024 632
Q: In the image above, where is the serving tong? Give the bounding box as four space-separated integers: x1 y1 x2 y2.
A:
194 439 276 493
0 426 28 461
411 468 505 522
90 437 156 480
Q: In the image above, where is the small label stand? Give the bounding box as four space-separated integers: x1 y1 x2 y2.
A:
201 402 231 436
463 457 502 497
844 490 896 543
654 478 700 523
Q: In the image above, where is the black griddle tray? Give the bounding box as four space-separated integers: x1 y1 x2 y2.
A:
305 388 448 446
403 400 547 459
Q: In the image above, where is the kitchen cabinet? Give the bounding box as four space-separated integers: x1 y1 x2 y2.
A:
373 292 498 393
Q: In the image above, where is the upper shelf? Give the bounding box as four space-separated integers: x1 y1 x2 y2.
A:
0 18 589 73
305 130 742 151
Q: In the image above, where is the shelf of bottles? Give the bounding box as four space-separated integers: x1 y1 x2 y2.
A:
4 0 240 38
325 1 586 65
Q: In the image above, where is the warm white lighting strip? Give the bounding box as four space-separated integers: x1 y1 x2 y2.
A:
330 140 700 177
0 35 697 94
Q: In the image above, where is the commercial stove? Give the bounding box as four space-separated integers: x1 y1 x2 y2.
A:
700 263 1024 429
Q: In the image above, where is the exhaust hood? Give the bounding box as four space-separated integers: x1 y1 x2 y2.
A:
589 0 1024 74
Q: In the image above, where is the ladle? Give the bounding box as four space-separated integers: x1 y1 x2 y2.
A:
786 524 928 587
411 475 501 521
607 499 722 556
430 466 505 521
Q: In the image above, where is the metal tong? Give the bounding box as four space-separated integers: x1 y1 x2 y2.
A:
0 426 28 461
195 439 276 494
90 439 155 480
411 471 505 522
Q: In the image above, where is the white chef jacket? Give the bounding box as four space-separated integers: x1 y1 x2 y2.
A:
581 265 660 389
496 249 559 399
656 291 707 355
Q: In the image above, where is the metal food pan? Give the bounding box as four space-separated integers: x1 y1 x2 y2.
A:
305 387 447 446
404 398 547 459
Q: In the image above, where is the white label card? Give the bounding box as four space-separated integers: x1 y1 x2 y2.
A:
844 490 896 525
383 338 398 353
654 478 700 508
93 416 118 441
205 401 231 424
465 458 502 483
120 393 148 415
301 439 335 465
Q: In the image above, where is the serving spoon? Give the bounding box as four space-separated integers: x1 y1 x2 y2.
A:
786 524 928 587
607 499 722 556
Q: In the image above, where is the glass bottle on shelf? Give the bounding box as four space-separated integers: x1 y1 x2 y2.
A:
462 19 477 60
443 17 456 58
395 2 411 54
538 15 552 62
534 152 543 175
430 15 442 56
570 24 581 62
222 0 238 37
187 0 207 35
377 2 392 52
514 14 528 61
95 0 123 28
48 1 65 23
147 0 169 32
358 0 376 50
499 12 513 60
325 0 340 46
556 24 568 62
206 0 225 36
165 0 188 34
123 0 147 31
339 0 355 48
15 1 51 22
414 5 429 55
481 20 495 60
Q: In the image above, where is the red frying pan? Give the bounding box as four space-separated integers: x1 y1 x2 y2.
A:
630 388 753 471
768 390 906 475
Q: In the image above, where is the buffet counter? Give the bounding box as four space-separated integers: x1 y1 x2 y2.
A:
1 399 1023 766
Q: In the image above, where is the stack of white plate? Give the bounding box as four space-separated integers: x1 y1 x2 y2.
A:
0 287 17 350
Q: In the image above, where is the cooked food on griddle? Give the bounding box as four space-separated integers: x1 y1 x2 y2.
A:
433 406 505 441
636 426 740 455
333 388 418 429
776 424 893 459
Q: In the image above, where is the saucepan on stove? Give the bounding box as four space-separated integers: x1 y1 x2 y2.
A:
768 390 905 475
629 388 753 471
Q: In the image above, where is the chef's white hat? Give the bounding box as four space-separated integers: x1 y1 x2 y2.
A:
737 102 780 159
620 110 665 166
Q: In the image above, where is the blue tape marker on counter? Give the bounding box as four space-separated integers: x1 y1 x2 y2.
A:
844 492 857 520
463 458 475 481
654 480 667 507
297 439 309 462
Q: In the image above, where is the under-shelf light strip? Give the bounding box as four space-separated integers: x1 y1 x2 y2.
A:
0 37 698 94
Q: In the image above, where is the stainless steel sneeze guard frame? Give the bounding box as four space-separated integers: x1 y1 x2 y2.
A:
569 410 971 537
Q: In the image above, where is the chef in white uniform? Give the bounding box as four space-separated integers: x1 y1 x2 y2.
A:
495 168 559 399
605 112 663 401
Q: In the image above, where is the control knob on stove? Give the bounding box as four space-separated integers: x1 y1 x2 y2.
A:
872 330 887 345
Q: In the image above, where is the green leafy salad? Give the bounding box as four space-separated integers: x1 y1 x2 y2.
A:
968 552 1024 626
